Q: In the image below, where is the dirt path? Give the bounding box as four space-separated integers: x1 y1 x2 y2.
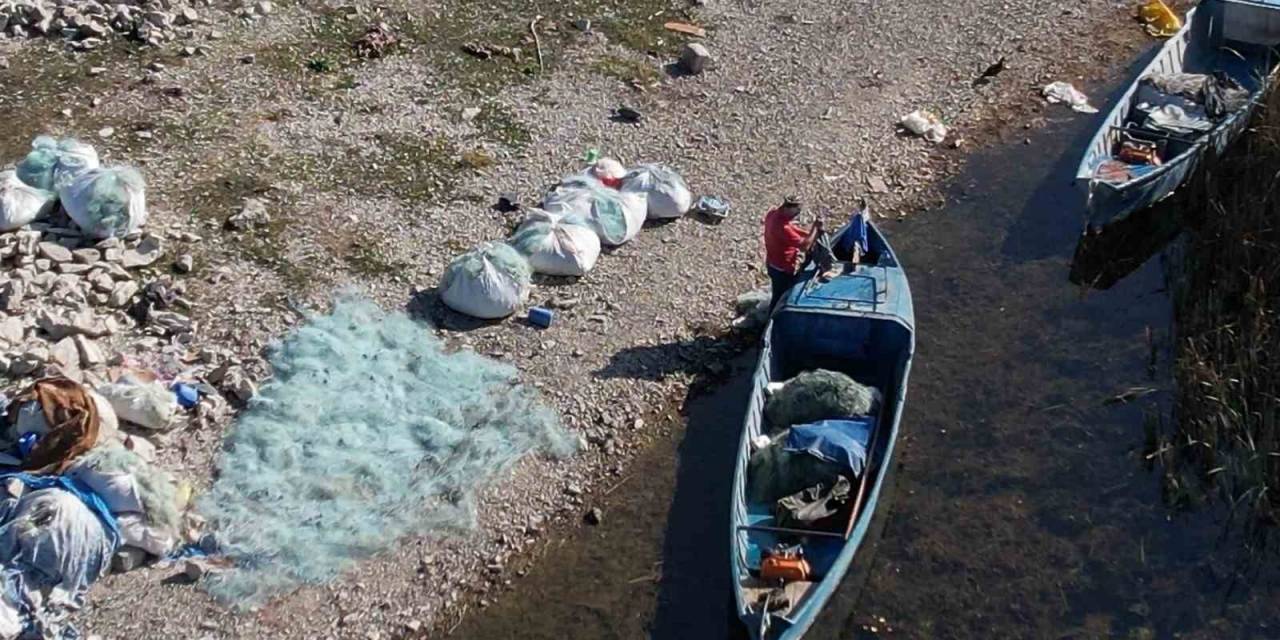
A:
0 0 1146 637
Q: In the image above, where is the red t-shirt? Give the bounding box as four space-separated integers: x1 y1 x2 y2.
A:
764 208 808 273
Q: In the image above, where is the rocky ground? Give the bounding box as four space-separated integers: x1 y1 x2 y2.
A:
0 0 1148 637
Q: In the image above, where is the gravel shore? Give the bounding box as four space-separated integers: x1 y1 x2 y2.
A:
0 0 1146 636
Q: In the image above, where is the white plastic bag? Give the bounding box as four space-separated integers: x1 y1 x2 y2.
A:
66 464 146 515
509 209 601 276
590 158 627 186
15 136 60 191
59 167 148 239
542 176 645 246
0 170 56 231
95 375 178 431
900 110 948 143
439 242 532 319
623 164 693 220
116 513 176 557
1042 81 1099 114
52 139 100 190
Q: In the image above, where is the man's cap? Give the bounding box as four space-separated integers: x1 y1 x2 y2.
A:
783 195 801 207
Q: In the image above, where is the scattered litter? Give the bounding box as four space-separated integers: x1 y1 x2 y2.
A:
461 42 521 61
664 21 707 37
899 109 948 143
172 382 200 409
692 195 730 221
439 242 532 319
196 296 575 605
1137 0 1181 38
1042 81 1099 113
527 306 555 328
509 210 601 277
352 22 399 59
613 106 643 124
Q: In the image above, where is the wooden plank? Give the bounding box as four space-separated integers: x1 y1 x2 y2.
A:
664 21 706 37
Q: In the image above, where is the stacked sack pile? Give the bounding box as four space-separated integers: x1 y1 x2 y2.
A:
439 157 694 320
0 371 209 640
2 135 148 238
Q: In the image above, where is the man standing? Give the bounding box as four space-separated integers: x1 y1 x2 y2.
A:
764 196 821 309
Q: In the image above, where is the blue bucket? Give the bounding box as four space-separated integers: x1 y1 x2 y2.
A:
528 306 555 328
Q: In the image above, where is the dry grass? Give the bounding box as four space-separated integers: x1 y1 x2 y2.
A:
1161 88 1280 534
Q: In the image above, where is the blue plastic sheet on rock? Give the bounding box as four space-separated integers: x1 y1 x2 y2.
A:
197 296 577 606
783 419 873 477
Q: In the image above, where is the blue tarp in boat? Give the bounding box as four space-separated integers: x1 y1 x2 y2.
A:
784 418 873 477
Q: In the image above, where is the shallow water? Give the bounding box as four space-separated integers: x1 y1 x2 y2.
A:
449 105 1280 639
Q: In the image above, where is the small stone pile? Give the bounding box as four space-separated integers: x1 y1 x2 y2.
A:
0 0 274 49
0 219 175 377
0 214 270 433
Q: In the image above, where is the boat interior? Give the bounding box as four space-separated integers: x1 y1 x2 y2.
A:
1092 2 1279 186
734 227 912 624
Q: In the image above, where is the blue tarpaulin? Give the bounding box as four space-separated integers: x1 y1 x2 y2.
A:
783 419 873 476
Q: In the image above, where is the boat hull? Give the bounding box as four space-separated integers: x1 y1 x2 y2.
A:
1074 0 1279 229
730 223 914 640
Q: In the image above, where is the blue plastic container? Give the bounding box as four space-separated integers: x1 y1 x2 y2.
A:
528 306 555 328
173 382 200 409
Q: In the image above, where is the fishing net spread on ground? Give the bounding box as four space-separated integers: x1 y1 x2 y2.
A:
197 296 577 606
764 369 877 432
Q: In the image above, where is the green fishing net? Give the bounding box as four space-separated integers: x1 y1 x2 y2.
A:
197 296 576 606
764 369 876 432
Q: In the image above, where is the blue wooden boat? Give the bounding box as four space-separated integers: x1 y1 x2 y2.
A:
729 221 914 639
1076 0 1280 229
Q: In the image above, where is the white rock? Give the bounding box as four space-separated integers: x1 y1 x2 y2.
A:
149 310 192 335
112 547 148 573
174 253 193 273
37 242 73 263
108 281 139 307
226 198 269 230
680 43 712 74
73 335 105 367
57 262 92 275
51 336 81 370
0 317 23 345
88 271 115 293
73 248 101 264
121 236 163 269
